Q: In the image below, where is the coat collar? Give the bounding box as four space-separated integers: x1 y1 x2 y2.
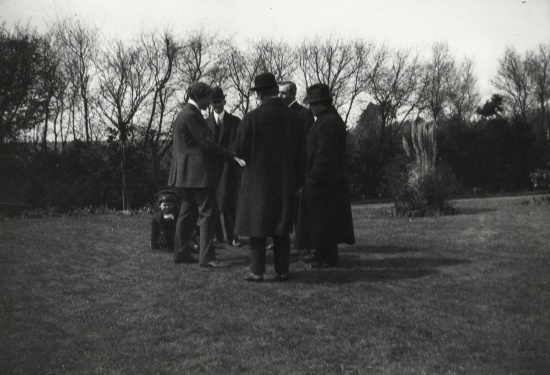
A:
260 97 285 107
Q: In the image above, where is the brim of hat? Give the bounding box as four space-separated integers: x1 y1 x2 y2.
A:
249 83 279 91
303 95 333 104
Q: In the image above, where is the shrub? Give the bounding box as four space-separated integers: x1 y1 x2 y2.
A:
383 157 459 217
529 162 550 191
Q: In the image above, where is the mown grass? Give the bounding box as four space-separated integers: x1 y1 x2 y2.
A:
1 196 549 374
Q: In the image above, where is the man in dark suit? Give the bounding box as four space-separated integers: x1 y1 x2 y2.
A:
234 73 306 282
278 80 315 255
206 87 241 248
279 81 315 133
168 82 245 268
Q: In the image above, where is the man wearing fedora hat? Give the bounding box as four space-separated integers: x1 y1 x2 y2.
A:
295 83 355 268
207 87 242 248
168 81 245 268
234 72 306 282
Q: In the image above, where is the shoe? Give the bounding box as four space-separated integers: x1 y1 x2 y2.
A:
231 240 241 247
274 273 289 282
199 260 225 268
243 273 264 282
174 255 198 264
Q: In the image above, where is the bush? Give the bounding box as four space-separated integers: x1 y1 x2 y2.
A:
383 156 459 217
529 162 550 191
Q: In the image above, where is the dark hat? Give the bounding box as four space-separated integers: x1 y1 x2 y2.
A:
303 83 334 104
157 189 176 203
250 72 278 91
211 87 226 101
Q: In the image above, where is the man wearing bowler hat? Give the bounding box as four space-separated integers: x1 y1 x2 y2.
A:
207 87 242 248
295 83 355 268
234 72 306 282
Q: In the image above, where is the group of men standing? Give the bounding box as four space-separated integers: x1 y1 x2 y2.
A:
168 72 355 282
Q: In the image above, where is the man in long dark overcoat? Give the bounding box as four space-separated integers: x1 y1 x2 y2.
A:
295 83 355 268
234 72 306 282
168 82 245 268
206 87 241 247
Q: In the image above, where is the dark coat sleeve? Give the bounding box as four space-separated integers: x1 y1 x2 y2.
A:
307 117 341 186
186 111 235 163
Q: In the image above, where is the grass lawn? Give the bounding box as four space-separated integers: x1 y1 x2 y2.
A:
1 195 549 374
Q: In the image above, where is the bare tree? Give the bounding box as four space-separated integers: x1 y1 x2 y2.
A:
53 17 99 143
35 30 66 152
418 42 456 165
174 30 228 95
492 46 530 120
525 44 550 137
447 57 480 122
366 45 422 144
139 29 180 179
296 36 374 125
254 38 297 82
221 42 262 116
96 39 154 210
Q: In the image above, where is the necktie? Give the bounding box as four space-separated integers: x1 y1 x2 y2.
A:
215 116 221 140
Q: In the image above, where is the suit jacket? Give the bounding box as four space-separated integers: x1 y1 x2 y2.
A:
234 97 306 237
206 111 241 208
168 103 235 188
290 101 315 133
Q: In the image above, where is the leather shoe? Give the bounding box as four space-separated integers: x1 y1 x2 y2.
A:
174 255 198 264
243 273 264 282
200 261 225 268
274 273 289 282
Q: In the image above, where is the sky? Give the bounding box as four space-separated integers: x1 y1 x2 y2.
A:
2 0 550 100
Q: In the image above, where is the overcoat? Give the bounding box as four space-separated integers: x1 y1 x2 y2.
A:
205 111 241 209
295 106 355 249
290 101 315 133
168 103 234 188
234 97 306 237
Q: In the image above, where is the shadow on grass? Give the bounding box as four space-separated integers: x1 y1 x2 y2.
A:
344 245 423 254
456 207 497 215
289 254 469 284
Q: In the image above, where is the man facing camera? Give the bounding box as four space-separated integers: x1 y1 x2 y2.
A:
207 87 242 248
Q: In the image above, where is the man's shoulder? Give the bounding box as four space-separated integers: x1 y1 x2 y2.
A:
225 111 241 123
291 102 307 112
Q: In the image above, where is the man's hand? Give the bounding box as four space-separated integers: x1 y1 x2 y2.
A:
234 157 246 167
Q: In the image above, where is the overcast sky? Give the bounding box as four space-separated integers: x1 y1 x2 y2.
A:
2 0 549 99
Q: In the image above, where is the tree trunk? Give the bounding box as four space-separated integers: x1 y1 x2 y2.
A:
121 141 128 210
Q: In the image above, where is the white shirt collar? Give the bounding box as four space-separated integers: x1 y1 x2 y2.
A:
214 111 225 123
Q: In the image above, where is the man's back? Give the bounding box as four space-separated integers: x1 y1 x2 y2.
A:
234 97 306 237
